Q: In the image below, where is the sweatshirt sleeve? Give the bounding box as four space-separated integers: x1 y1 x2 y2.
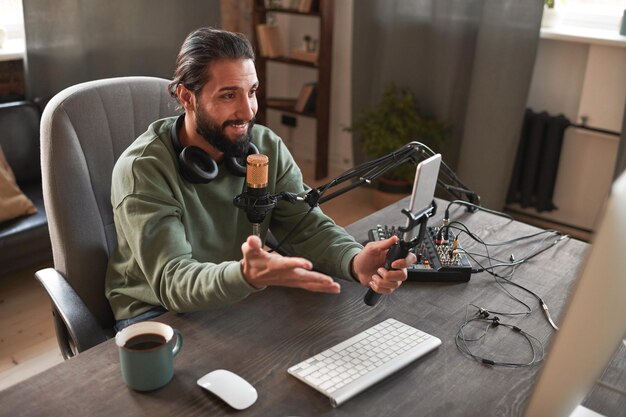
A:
111 192 263 314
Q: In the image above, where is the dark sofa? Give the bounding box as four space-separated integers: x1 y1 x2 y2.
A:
0 100 52 276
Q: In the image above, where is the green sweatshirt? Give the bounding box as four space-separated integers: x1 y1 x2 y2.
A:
105 117 363 320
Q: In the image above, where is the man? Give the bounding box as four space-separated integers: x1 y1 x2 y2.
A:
105 27 416 329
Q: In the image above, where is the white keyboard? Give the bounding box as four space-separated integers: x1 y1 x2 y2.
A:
287 318 442 407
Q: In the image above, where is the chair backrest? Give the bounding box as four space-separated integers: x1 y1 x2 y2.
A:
40 77 180 330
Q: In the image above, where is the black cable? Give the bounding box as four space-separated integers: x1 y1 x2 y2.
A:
445 221 567 330
459 230 567 273
435 226 536 314
443 221 565 247
444 200 513 221
268 206 316 254
472 241 562 331
267 187 324 254
460 250 512 265
462 249 533 314
455 305 545 368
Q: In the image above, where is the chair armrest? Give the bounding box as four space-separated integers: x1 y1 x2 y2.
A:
35 267 109 359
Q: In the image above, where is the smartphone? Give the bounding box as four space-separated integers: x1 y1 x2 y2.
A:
403 154 441 241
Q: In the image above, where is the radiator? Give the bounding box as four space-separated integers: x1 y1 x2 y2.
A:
507 109 570 212
509 126 618 231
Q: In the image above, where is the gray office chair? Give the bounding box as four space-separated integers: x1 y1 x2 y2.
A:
36 77 181 359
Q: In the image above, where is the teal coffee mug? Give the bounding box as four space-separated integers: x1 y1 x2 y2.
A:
115 321 183 391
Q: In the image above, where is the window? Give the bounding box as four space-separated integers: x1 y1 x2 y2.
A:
557 0 626 32
0 0 25 41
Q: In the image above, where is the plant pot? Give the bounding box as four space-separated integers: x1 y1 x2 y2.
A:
376 177 413 194
371 178 412 210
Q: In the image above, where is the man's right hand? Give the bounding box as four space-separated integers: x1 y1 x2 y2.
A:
240 235 341 293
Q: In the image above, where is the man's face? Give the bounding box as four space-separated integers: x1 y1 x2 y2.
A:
193 58 259 158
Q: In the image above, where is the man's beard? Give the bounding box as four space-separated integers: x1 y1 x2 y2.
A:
195 106 255 159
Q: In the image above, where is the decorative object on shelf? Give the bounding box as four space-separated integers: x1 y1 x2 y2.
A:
541 0 564 29
347 84 450 196
290 34 319 63
620 9 626 36
290 48 318 63
303 34 317 52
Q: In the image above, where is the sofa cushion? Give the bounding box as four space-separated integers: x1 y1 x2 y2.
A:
0 184 46 239
0 184 51 275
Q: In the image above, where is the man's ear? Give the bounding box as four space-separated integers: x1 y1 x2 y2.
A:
176 84 195 112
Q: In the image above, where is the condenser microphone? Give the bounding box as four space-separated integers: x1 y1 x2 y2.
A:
234 154 277 236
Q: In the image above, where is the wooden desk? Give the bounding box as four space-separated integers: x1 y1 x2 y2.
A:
1 198 624 416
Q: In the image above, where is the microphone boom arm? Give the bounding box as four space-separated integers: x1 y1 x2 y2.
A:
304 142 424 207
303 142 479 211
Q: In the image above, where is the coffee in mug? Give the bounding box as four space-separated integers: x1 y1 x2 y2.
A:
115 321 183 391
124 333 167 350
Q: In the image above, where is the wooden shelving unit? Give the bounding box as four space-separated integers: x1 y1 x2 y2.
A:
252 0 333 180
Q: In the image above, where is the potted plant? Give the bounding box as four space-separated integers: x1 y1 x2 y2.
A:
348 84 450 205
542 0 565 28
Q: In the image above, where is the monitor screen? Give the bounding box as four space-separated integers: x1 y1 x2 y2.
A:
523 170 626 416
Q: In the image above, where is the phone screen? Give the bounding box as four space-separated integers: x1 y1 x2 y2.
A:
404 154 441 241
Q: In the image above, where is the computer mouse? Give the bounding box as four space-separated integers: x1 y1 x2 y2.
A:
197 369 258 410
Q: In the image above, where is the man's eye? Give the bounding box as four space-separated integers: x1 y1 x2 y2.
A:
223 93 235 99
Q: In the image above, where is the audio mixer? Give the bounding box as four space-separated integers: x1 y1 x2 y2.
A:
368 225 472 282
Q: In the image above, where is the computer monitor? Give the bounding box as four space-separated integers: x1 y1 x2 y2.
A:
523 170 626 417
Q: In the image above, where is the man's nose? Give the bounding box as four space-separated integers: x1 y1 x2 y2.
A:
236 96 257 121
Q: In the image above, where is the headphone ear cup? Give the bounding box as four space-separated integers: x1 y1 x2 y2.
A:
225 142 260 177
178 146 219 184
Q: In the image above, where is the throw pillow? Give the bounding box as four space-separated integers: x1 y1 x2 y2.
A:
0 145 37 223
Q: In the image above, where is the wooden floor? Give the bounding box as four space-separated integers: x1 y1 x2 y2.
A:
0 160 402 392
0 261 59 391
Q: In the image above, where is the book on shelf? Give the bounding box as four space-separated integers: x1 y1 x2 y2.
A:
290 48 318 64
266 97 298 108
297 0 314 12
256 24 284 58
294 82 317 113
264 0 299 9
